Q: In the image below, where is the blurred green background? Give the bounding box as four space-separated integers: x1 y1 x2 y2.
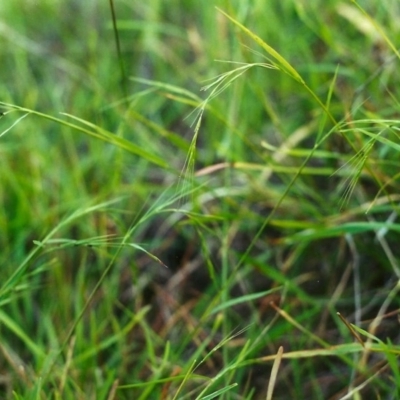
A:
1 0 400 399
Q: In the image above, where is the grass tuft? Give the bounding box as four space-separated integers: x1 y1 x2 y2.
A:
1 0 400 398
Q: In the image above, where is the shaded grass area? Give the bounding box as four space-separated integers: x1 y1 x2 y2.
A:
1 0 400 399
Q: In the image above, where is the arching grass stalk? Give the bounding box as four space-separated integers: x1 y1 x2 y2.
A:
0 102 168 168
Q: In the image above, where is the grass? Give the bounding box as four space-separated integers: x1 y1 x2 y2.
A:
1 0 400 398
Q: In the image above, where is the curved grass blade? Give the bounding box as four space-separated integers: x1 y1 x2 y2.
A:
210 287 282 315
0 112 29 138
216 8 303 83
350 0 400 61
0 102 169 168
216 7 337 126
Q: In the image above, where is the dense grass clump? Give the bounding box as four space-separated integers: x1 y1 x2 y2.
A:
1 0 400 399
